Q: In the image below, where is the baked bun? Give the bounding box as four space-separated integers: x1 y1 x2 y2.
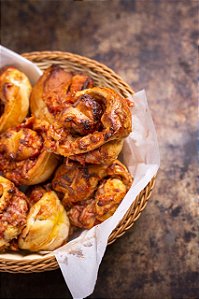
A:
52 159 133 229
30 65 131 165
41 87 132 160
0 66 31 133
30 65 93 123
0 117 59 185
18 189 70 251
0 176 28 251
52 160 112 206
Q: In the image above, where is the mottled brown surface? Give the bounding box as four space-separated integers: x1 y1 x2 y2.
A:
0 0 198 298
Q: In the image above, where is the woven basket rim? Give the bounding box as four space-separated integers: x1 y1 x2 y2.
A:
22 50 134 96
0 51 157 272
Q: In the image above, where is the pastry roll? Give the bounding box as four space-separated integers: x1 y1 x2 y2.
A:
0 176 28 251
30 65 93 123
0 66 31 133
52 160 110 207
0 118 59 185
30 65 132 164
18 189 70 252
52 159 133 229
43 87 132 159
68 160 133 229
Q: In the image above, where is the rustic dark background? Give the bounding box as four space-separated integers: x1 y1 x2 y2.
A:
0 0 198 298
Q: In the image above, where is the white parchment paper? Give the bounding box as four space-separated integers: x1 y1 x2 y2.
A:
54 90 160 299
0 45 42 84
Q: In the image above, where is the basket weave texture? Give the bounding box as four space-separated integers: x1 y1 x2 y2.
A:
0 51 156 273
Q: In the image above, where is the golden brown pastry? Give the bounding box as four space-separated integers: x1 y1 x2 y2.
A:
68 199 97 229
0 66 31 133
0 117 59 185
0 176 29 251
52 160 110 207
69 139 124 165
30 65 93 123
42 87 132 159
69 177 127 229
68 160 133 229
18 189 70 252
52 159 133 229
26 185 47 207
30 65 132 164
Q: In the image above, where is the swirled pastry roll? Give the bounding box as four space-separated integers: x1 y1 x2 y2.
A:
68 159 133 229
30 65 93 123
52 160 110 207
0 176 29 251
52 159 133 229
0 118 59 185
41 87 132 159
18 189 70 252
0 66 31 133
30 65 132 164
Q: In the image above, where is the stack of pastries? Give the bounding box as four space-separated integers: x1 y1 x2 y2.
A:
0 64 133 253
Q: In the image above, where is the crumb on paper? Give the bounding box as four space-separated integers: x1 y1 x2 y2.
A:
68 249 84 258
83 242 93 248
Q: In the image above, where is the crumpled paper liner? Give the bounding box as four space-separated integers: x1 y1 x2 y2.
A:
0 45 42 84
54 90 160 299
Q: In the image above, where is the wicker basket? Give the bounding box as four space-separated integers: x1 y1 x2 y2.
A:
0 51 157 273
